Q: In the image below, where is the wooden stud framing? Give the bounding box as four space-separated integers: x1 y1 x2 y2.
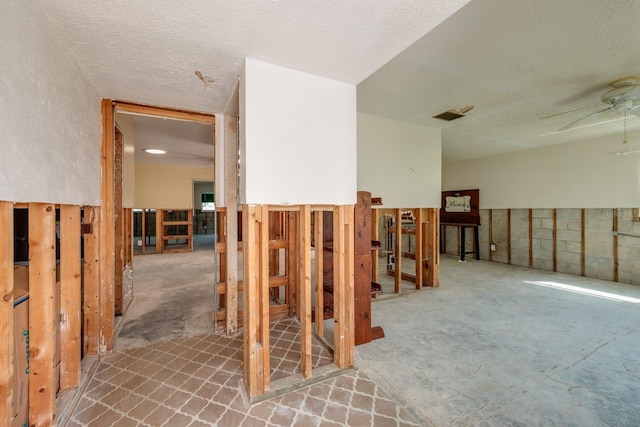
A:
114 127 124 316
0 202 13 427
613 208 619 282
100 99 115 354
528 209 533 268
59 205 81 390
487 209 493 261
371 208 379 283
286 212 298 317
333 205 355 368
580 209 586 276
426 208 440 287
155 209 163 254
507 209 512 264
553 209 557 272
242 206 270 397
28 203 57 427
313 211 324 336
224 115 239 335
83 207 100 356
394 208 402 294
299 205 312 378
414 208 424 289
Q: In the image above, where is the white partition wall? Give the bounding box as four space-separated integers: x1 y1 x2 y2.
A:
443 131 640 209
357 113 442 208
240 58 357 205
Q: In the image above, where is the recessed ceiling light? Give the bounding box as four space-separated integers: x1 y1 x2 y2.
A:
144 148 166 155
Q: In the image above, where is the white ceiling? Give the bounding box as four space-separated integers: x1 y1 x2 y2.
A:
32 0 640 164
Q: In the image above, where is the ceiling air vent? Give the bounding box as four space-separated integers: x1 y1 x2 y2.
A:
433 105 475 122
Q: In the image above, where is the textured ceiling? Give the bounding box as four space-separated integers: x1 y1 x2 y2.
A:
31 0 470 114
358 0 640 162
31 0 640 164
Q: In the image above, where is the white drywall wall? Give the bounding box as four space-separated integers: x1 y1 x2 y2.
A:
240 58 357 205
357 113 442 208
442 131 640 208
115 114 136 208
0 2 100 205
135 163 214 209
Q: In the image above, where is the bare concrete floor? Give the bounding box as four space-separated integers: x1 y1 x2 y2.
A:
357 255 640 426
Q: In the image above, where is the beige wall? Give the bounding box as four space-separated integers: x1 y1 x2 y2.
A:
357 113 441 208
135 163 214 209
442 131 640 209
115 114 136 208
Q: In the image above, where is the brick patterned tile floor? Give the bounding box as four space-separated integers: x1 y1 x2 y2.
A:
64 318 423 426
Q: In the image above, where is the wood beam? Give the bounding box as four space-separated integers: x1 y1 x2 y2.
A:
580 209 586 276
613 208 619 282
299 205 312 378
553 209 557 272
155 209 163 254
114 127 124 315
258 206 270 393
59 205 81 390
313 211 324 336
0 202 14 427
28 203 57 427
113 101 215 124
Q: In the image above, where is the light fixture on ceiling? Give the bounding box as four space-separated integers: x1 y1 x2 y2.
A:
144 148 166 155
433 105 475 122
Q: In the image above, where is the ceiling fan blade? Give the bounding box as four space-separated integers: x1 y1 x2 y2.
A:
630 105 640 119
558 106 613 131
540 106 590 120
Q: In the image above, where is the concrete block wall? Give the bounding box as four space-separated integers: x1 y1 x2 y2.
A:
510 209 530 268
443 207 640 286
617 208 640 285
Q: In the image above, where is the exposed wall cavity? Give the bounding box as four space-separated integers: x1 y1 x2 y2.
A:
442 208 640 285
0 2 101 205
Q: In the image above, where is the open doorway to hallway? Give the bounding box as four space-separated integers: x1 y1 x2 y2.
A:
112 106 217 351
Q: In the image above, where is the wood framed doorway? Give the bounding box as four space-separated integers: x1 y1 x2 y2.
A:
100 100 216 352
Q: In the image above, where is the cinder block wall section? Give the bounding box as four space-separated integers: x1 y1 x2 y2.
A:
442 208 640 285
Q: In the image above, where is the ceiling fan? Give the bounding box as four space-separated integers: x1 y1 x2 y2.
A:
554 77 640 131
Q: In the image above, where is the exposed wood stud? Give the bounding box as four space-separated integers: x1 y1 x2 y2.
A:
287 212 298 317
28 203 57 427
488 209 493 262
0 202 14 427
83 207 100 356
299 205 312 379
553 209 557 272
414 208 423 289
529 209 533 268
100 99 116 354
224 116 239 336
394 208 402 294
114 127 124 316
507 209 512 264
426 208 440 287
371 208 379 283
140 209 146 254
243 206 259 397
580 209 586 276
313 211 324 336
60 205 81 390
613 208 619 282
155 209 163 254
258 206 270 393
